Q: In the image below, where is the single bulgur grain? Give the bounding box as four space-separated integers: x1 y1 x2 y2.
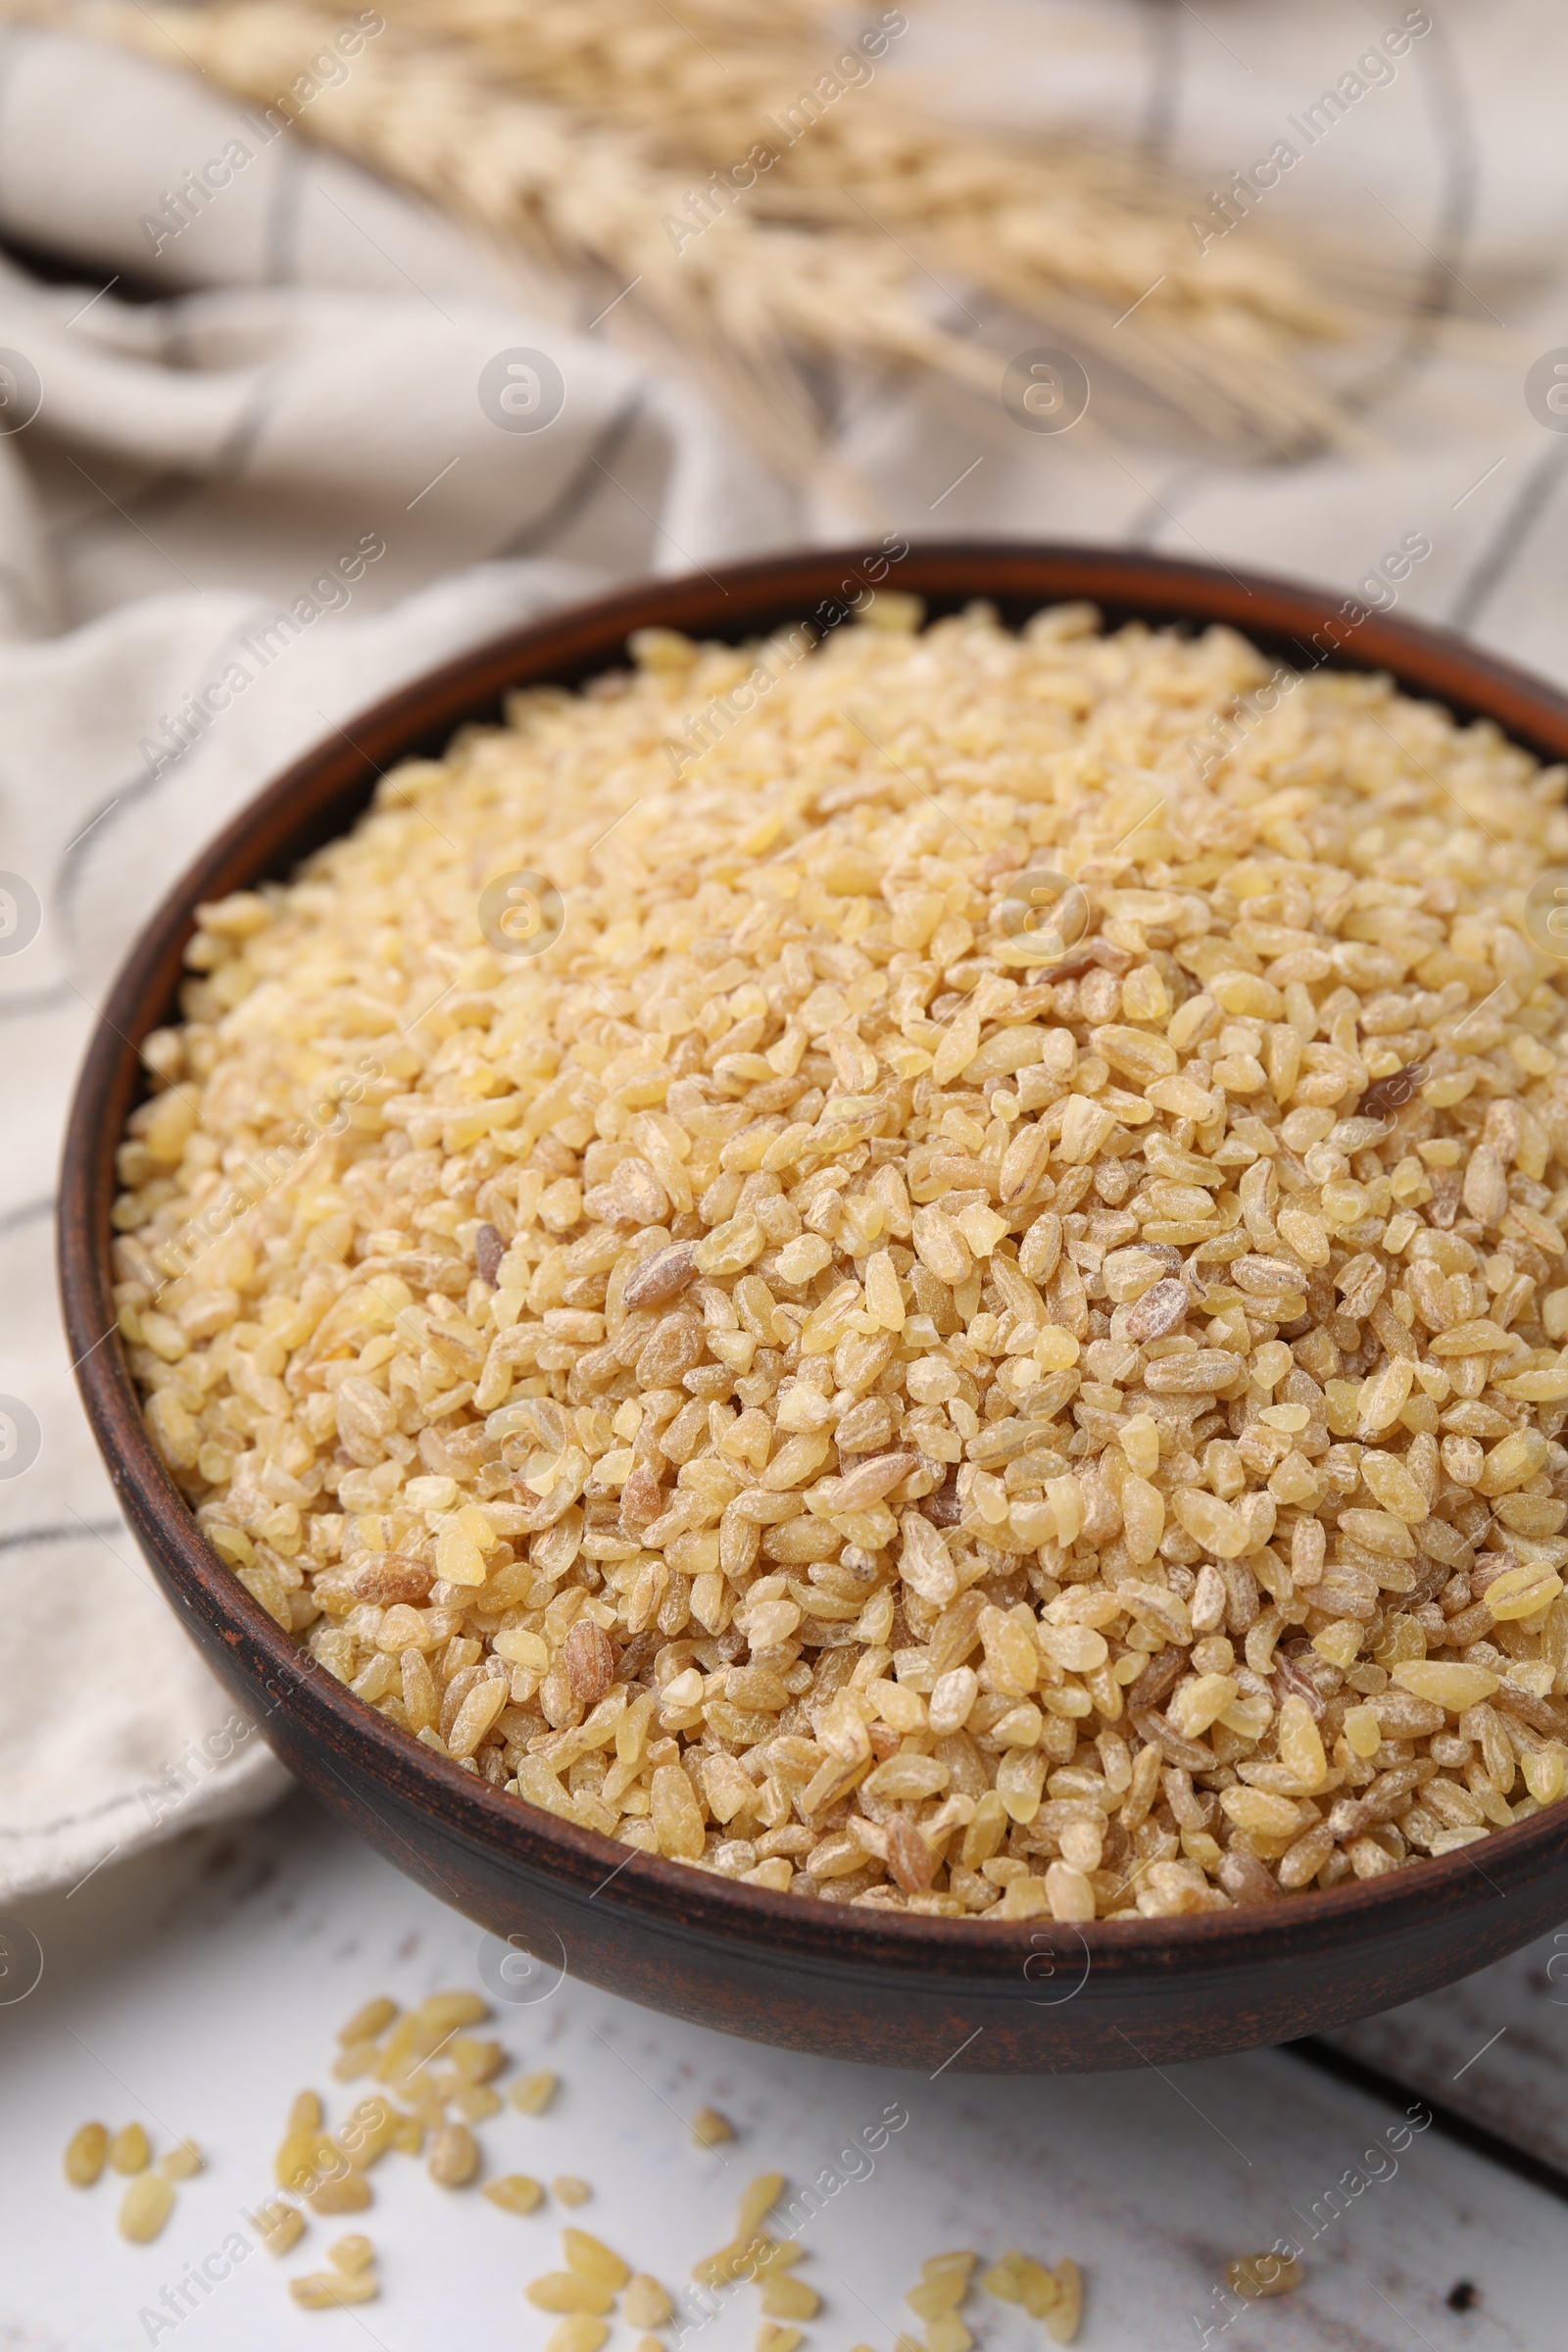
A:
760 2275 819 2321
121 604 1568 1921
544 2321 610 2352
290 2270 379 2308
328 2232 375 2273
554 2176 592 2206
428 2123 480 2186
691 2105 736 2148
1044 2259 1083 2344
512 2069 559 2115
757 2328 803 2352
417 1989 489 2034
736 2173 784 2236
118 2172 174 2242
625 2274 675 2328
309 2172 371 2214
108 2123 150 2176
452 2082 503 2123
340 2094 398 2169
64 2123 108 2186
564 2229 631 2289
529 2273 617 2315
252 2198 306 2255
159 2138 204 2181
448 2034 506 2083
337 1995 399 2044
1226 2251 1303 2299
486 2173 546 2214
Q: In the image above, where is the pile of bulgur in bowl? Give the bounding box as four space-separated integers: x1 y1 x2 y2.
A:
112 594 1568 1925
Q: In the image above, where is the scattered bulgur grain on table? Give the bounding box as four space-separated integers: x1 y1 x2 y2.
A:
982 2250 1059 2317
486 2172 546 2214
1226 2251 1303 2298
308 2172 371 2214
253 2197 306 2255
107 2123 150 2176
117 2172 174 2243
1044 2258 1083 2344
690 2104 736 2147
337 1995 399 2044
427 2122 480 2186
553 2176 592 2206
290 2269 380 2308
564 2228 631 2288
63 2123 108 2186
624 2273 675 2328
118 602 1568 1918
528 2272 617 2316
511 2069 559 2115
544 2321 610 2352
328 2232 375 2273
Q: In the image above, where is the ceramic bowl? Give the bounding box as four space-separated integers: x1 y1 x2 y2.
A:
59 542 1568 2071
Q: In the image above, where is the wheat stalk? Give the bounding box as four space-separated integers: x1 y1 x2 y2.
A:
14 0 1381 493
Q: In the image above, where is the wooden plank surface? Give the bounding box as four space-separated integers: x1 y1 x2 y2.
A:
1327 1915 1568 2176
0 1790 1560 2351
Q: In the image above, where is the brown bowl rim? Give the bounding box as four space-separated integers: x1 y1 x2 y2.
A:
58 537 1568 1986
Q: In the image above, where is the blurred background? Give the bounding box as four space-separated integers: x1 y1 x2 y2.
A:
2 3 1567 2344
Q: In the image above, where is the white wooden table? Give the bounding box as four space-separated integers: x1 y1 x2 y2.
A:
0 1791 1561 2351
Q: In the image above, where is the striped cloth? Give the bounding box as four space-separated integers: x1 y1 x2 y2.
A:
1 0 1562 1896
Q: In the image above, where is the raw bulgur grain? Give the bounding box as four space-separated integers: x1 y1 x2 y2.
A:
1226 2251 1303 2299
564 2228 631 2289
117 2172 174 2242
544 2321 610 2352
308 2172 372 2214
486 2172 546 2214
337 1994 399 2044
290 2269 379 2308
427 2122 480 2186
511 2069 559 2114
119 603 1568 1919
625 2273 675 2328
253 2197 306 2255
107 2123 150 2176
529 2272 618 2315
63 2123 108 2186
